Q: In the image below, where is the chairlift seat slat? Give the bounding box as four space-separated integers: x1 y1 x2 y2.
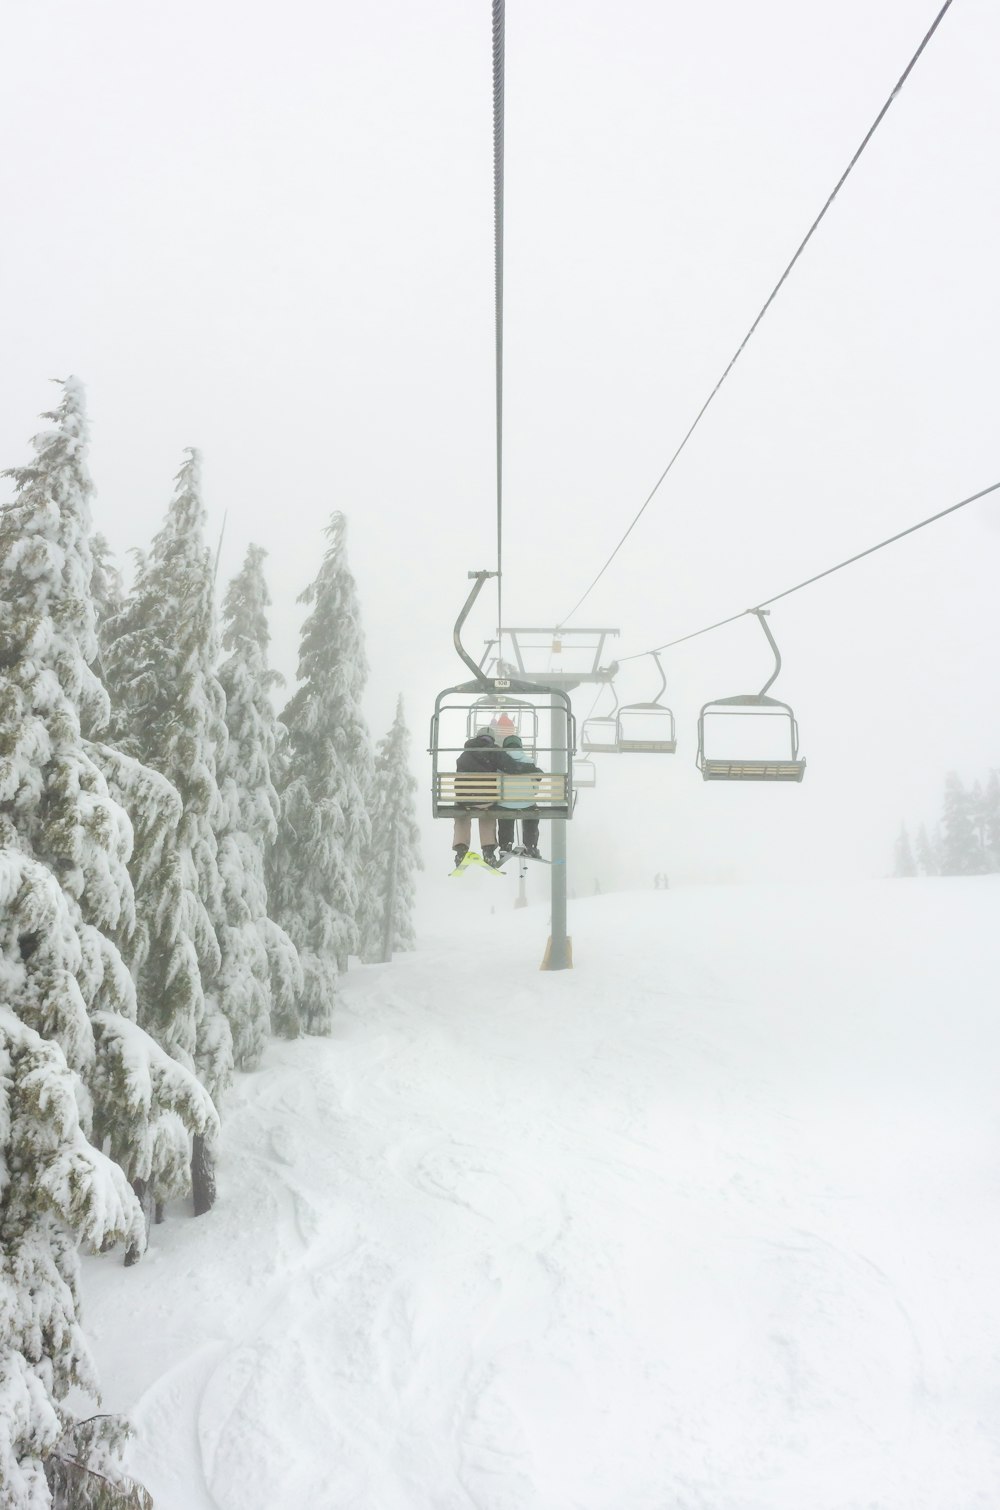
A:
433 770 571 817
618 737 677 753
701 758 806 782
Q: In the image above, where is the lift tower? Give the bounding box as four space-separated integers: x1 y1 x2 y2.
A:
483 627 619 970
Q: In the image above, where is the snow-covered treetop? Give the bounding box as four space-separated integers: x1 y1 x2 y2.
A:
0 380 139 933
288 511 369 718
222 542 274 662
271 511 373 1021
104 447 225 782
219 543 283 843
0 376 107 734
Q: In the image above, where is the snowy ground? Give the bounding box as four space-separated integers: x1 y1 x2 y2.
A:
82 876 1000 1509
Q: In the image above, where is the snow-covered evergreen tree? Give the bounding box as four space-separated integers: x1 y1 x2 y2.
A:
892 822 916 878
0 382 217 1187
271 513 374 1031
217 545 301 1063
0 846 152 1509
940 772 988 876
969 779 987 865
0 1013 143 1510
0 380 123 911
914 822 937 876
101 448 232 1208
982 770 1000 872
363 696 422 961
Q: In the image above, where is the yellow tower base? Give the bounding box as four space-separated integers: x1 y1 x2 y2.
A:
540 936 573 970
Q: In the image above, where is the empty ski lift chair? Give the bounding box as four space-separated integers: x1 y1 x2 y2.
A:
616 652 677 754
580 684 620 754
573 756 597 788
696 609 806 782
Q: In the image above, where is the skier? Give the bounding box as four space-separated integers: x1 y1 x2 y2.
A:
453 728 540 868
496 733 543 859
489 709 517 746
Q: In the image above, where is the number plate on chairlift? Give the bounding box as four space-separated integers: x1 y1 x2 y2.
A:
494 678 511 689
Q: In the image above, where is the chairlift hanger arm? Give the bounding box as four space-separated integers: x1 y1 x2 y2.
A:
454 571 497 689
753 608 782 698
648 651 667 704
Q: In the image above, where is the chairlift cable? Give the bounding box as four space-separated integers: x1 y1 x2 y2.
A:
557 0 956 628
616 477 1000 663
582 684 606 723
493 0 505 641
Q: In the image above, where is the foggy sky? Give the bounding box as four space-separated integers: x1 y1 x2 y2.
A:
2 0 997 889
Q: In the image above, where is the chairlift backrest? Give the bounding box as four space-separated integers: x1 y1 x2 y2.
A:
616 704 677 753
580 681 620 754
465 695 539 757
580 716 620 754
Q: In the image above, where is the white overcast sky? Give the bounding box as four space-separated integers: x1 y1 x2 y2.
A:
1 0 997 885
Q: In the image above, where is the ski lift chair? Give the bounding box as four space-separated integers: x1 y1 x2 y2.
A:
580 684 620 754
573 756 597 788
615 652 677 754
696 609 806 782
432 685 575 819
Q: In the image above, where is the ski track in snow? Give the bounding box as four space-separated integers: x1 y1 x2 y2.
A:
81 879 1000 1509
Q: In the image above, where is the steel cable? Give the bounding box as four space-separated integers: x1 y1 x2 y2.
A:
559 0 956 627
616 478 1000 664
493 0 505 639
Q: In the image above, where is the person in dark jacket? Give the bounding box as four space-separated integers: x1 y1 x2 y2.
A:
453 728 541 868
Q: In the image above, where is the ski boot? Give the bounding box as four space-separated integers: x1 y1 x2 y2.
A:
483 845 501 868
453 843 469 868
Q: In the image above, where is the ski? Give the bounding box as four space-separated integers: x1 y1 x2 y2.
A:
497 846 552 866
449 850 505 877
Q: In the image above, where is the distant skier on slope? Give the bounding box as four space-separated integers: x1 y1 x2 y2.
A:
496 733 543 860
453 728 541 869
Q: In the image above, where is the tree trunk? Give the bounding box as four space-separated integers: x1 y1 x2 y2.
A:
191 1134 216 1216
125 1177 154 1266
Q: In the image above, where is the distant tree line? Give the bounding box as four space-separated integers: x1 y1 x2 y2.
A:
0 380 421 1507
893 770 1000 877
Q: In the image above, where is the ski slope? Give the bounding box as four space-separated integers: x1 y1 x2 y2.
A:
81 877 1000 1509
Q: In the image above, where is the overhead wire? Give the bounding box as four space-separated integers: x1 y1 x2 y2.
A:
493 0 505 641
558 0 956 628
615 478 1000 665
